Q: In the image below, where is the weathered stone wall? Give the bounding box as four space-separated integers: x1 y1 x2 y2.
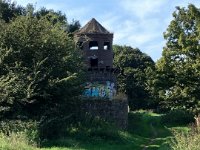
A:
80 99 128 129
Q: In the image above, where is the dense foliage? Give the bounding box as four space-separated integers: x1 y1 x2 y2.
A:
113 45 155 110
0 0 80 32
170 127 200 150
152 4 200 113
0 7 84 121
0 0 25 22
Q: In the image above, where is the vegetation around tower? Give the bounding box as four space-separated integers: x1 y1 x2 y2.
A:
0 0 200 149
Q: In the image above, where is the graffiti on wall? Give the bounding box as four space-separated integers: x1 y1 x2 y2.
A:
83 81 116 99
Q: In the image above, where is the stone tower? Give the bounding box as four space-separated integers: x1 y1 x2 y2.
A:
74 18 116 99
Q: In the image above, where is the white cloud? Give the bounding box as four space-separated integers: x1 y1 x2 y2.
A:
143 41 166 61
175 0 200 8
128 33 159 46
100 13 162 48
121 0 167 19
67 7 90 22
98 12 121 33
43 3 90 22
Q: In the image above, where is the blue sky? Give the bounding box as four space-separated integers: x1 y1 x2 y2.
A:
13 0 200 61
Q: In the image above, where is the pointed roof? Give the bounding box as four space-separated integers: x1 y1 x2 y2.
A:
77 18 111 34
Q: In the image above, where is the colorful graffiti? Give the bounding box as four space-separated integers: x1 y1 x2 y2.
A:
83 81 116 99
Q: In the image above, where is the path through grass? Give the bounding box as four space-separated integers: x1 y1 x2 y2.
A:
40 111 188 150
0 111 189 150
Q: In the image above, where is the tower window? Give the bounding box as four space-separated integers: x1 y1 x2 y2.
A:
104 42 110 50
89 41 98 50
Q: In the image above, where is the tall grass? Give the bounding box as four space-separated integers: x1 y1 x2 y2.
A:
0 120 40 145
0 111 193 150
0 132 38 150
170 127 200 150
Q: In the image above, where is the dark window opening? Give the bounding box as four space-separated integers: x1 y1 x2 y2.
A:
106 66 110 69
90 58 98 67
89 41 98 50
106 66 110 71
77 42 83 50
104 42 110 50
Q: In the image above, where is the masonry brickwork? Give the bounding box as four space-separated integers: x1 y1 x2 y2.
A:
80 99 128 129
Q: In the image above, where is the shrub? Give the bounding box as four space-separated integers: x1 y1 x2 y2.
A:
169 127 200 150
38 99 81 140
66 115 123 142
0 120 39 145
0 132 38 150
38 115 72 140
161 109 194 126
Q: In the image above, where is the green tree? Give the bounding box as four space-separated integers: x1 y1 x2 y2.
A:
0 1 80 33
0 13 84 119
35 7 68 30
68 19 81 33
35 7 80 33
154 4 200 113
34 7 81 33
113 45 155 110
0 0 25 22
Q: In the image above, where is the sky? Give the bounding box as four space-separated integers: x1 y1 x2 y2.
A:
12 0 200 61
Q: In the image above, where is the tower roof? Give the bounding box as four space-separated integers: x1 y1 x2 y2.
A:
77 18 111 34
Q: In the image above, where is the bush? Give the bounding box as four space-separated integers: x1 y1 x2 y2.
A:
38 115 73 140
66 115 123 142
0 132 38 150
0 120 39 145
169 127 200 150
161 109 194 126
38 99 80 140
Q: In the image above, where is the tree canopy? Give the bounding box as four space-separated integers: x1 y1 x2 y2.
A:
0 1 80 33
0 10 84 119
0 0 25 22
153 4 200 113
113 45 155 110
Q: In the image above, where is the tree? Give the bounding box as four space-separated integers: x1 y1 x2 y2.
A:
35 7 68 30
68 19 81 33
0 12 84 119
0 1 80 33
35 7 80 33
0 0 25 22
154 4 200 113
113 45 155 110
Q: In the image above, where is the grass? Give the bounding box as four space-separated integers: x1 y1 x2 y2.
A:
127 111 172 150
39 110 189 150
0 132 37 150
169 126 200 150
0 111 190 150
